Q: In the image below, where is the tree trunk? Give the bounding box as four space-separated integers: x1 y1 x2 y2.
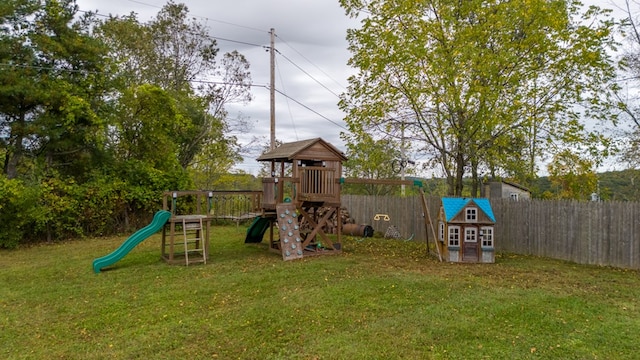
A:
471 156 479 197
447 175 455 196
5 115 26 179
124 206 130 232
454 151 465 196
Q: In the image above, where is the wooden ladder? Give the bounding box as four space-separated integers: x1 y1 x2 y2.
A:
182 217 206 266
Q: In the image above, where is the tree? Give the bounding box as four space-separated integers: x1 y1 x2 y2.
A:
546 149 598 200
96 2 252 174
617 0 640 169
188 129 242 190
0 0 113 180
110 84 182 169
0 0 42 179
341 132 405 195
339 0 618 196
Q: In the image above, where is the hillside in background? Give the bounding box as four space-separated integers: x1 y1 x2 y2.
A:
218 169 640 201
530 169 640 201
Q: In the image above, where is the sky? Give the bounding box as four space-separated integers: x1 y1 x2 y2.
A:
76 0 359 175
75 0 634 176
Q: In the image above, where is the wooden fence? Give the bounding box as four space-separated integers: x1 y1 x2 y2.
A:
342 195 640 269
341 194 441 241
491 199 640 269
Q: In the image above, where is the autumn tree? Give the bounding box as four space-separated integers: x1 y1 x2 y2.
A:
339 0 618 196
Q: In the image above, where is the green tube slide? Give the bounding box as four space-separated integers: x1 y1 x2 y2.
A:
92 210 172 273
245 216 270 243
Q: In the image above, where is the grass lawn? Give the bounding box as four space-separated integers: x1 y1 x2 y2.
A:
1 224 640 359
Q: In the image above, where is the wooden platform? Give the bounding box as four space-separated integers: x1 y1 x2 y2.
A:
161 215 211 265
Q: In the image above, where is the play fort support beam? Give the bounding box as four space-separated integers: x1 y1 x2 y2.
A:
341 178 423 187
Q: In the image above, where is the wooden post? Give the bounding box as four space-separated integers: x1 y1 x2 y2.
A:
419 187 442 261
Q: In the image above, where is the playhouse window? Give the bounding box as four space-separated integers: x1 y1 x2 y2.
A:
465 207 477 222
439 222 444 241
481 227 494 247
448 226 460 247
510 192 519 201
465 227 477 242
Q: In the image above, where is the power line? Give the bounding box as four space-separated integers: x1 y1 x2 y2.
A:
276 50 342 99
23 4 352 134
3 59 347 132
275 56 299 140
76 9 109 18
0 62 101 74
127 0 266 34
614 75 640 82
213 36 264 48
77 8 265 49
0 62 268 88
275 34 348 91
118 1 347 103
273 88 348 131
188 78 267 88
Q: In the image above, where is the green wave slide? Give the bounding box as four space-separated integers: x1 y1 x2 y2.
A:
92 210 172 273
245 216 270 243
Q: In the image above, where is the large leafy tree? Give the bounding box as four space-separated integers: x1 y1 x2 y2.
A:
111 84 183 169
0 0 41 179
0 0 112 180
97 1 252 175
617 0 640 169
339 0 618 196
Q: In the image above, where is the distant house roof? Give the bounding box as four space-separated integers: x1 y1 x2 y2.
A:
488 180 530 193
256 138 347 162
441 197 496 223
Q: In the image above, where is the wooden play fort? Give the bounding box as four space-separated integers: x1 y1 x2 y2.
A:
159 138 445 264
245 138 347 260
93 139 457 271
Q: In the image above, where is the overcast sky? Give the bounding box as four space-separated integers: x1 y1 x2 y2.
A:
76 0 633 175
76 0 358 174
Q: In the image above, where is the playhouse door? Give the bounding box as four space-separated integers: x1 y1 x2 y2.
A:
463 227 478 262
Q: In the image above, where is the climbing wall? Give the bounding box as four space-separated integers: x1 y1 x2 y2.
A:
276 203 304 261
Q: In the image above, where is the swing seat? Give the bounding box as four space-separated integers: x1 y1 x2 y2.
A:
384 225 402 239
384 225 414 241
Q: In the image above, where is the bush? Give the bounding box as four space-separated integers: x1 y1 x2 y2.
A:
0 176 42 248
0 161 192 246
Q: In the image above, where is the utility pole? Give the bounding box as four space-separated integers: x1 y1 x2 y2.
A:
269 28 276 150
401 123 406 196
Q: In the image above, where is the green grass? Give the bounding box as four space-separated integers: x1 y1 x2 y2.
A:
2 226 640 359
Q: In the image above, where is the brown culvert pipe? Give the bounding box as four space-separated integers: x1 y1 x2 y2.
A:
343 224 374 237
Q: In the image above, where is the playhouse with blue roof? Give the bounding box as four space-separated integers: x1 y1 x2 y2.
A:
437 197 496 263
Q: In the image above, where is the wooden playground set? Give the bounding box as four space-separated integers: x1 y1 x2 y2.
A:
93 138 496 273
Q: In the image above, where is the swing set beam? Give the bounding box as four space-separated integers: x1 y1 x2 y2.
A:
341 178 421 186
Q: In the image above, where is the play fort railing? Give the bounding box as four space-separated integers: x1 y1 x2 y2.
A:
163 190 262 222
262 167 341 210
